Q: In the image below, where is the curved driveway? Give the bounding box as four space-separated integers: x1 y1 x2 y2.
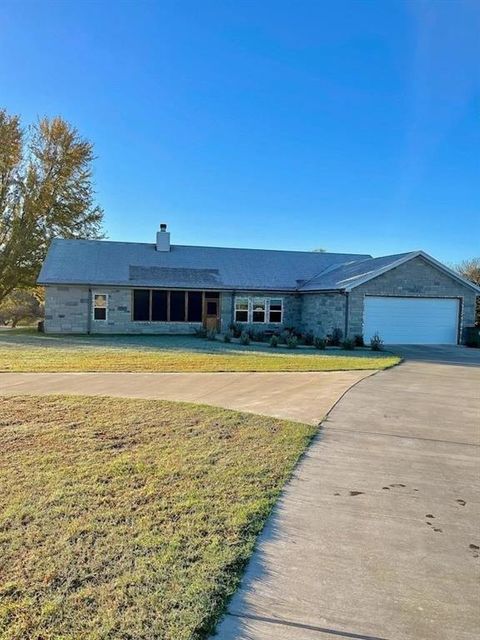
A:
214 346 480 640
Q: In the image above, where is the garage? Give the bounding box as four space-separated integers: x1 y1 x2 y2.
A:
363 296 459 345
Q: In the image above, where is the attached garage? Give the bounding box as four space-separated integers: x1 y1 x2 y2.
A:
363 296 459 345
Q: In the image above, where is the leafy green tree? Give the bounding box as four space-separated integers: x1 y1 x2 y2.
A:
0 109 103 302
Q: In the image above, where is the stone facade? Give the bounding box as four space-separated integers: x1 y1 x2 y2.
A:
300 292 346 336
221 292 301 333
44 287 301 334
43 257 477 344
347 256 477 339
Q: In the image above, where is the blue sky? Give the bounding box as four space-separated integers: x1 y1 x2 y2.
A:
1 0 479 263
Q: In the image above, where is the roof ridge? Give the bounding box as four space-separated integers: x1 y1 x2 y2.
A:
51 237 370 258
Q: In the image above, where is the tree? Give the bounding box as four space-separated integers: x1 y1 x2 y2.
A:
454 258 480 285
0 109 104 303
454 258 480 324
0 288 44 327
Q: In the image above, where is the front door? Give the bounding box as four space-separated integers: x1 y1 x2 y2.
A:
204 296 220 331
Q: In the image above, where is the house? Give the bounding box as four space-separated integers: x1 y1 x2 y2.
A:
38 224 480 344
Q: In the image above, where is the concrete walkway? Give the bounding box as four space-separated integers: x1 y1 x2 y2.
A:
0 370 372 425
214 346 480 640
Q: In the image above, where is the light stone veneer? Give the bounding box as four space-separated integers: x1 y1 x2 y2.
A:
43 256 477 342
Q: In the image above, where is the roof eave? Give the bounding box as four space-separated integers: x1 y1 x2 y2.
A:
343 251 480 293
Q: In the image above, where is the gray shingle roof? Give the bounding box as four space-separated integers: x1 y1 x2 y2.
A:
299 252 414 290
38 239 372 291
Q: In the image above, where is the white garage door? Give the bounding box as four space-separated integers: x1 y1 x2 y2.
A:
363 297 459 345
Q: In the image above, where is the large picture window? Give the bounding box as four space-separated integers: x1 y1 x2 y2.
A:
93 293 108 321
234 297 283 324
133 289 207 322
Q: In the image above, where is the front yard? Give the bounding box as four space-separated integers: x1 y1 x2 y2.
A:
0 329 399 372
0 395 315 640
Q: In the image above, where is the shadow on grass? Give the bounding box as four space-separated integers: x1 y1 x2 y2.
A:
0 328 397 361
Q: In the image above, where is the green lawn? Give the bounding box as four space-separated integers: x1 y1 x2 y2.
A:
0 329 399 372
0 395 316 640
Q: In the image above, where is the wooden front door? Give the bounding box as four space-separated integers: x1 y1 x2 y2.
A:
204 295 220 331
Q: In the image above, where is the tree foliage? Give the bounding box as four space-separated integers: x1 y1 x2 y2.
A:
454 257 480 285
454 257 480 324
0 109 103 302
0 288 44 327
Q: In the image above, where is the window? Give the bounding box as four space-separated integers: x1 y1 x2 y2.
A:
133 290 150 321
133 289 208 322
235 298 249 322
152 290 168 321
234 297 283 324
93 293 107 321
170 291 186 321
269 299 283 323
187 291 202 322
252 298 266 323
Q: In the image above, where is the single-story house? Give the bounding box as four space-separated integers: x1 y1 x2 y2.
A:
38 224 480 344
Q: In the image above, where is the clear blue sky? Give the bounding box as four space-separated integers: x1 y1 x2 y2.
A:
1 0 479 263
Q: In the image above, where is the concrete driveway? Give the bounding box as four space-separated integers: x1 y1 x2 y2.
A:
0 370 371 425
214 346 480 640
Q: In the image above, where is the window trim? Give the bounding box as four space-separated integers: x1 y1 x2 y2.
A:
92 292 108 321
234 297 283 324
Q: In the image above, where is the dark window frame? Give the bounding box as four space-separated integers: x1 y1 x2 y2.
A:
132 289 208 323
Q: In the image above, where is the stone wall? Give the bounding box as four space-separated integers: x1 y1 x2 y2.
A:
348 255 477 341
299 292 346 336
44 285 90 333
44 286 203 334
221 292 302 333
44 287 301 334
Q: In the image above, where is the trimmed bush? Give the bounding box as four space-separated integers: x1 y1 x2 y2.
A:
328 327 343 346
286 335 298 349
240 331 251 345
353 334 365 347
313 336 326 350
207 329 217 341
229 323 243 338
370 332 384 351
303 331 314 346
223 332 232 343
269 335 279 348
341 338 355 350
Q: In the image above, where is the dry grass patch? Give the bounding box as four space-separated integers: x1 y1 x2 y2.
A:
0 395 315 640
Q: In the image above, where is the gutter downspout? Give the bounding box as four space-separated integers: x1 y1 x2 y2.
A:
344 291 349 339
87 287 92 335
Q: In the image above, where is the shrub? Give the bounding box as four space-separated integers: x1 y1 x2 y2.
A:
223 332 232 343
313 336 326 350
194 327 208 338
252 330 266 343
303 331 314 346
229 323 243 338
328 327 343 346
370 332 384 351
286 335 298 349
464 326 480 348
341 338 355 350
240 331 251 345
353 334 365 347
279 330 289 345
207 329 217 341
269 334 279 348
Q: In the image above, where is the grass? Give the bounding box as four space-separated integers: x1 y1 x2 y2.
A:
0 329 400 372
0 395 316 640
